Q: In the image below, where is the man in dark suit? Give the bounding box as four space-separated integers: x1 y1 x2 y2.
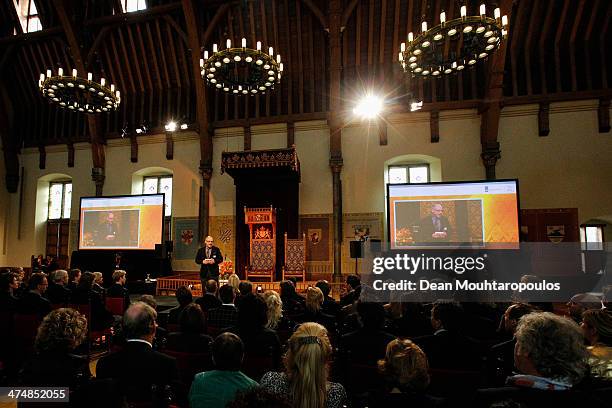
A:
340 275 361 307
413 301 481 370
167 285 193 325
316 280 341 316
195 280 221 312
195 236 223 285
417 203 452 243
17 272 52 317
107 270 130 311
46 269 72 305
96 302 181 404
96 211 120 246
207 284 238 329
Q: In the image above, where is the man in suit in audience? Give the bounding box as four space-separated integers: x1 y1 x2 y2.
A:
316 280 341 316
46 270 71 305
195 235 223 286
195 280 221 312
340 275 362 307
97 302 180 404
167 286 193 325
207 284 239 329
67 269 81 291
0 271 19 311
339 301 396 366
17 272 51 317
413 301 481 370
107 270 130 311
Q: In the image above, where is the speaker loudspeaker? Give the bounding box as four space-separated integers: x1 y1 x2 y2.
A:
350 241 363 259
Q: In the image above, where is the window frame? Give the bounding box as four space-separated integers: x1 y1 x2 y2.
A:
387 163 430 184
47 181 72 221
142 175 173 216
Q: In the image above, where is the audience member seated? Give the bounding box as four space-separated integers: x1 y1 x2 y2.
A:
339 300 395 366
369 338 444 407
475 312 607 407
228 273 241 293
167 285 193 325
387 293 432 338
106 269 130 311
44 254 60 273
567 293 603 324
261 322 347 408
227 387 292 408
67 268 81 291
413 300 481 370
20 308 91 389
296 287 336 334
581 308 612 381
279 280 304 315
235 280 253 309
340 275 362 307
263 290 294 332
46 269 71 305
486 303 539 386
13 267 27 298
17 272 51 317
196 279 222 312
316 280 341 317
230 293 281 366
208 284 239 329
96 302 181 404
189 333 258 408
166 303 212 353
138 294 167 347
92 272 105 298
71 271 113 331
0 271 19 311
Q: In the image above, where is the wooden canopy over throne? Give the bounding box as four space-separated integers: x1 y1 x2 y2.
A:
221 147 301 280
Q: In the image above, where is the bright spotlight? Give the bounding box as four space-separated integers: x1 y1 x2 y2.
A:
165 121 177 132
410 100 423 112
353 94 383 119
180 123 188 130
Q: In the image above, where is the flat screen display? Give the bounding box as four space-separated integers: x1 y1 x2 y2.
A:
387 180 519 249
78 194 164 250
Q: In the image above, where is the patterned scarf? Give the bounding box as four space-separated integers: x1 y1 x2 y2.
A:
505 374 572 391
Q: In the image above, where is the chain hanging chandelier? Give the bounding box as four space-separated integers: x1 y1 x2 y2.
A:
200 38 283 95
38 68 121 113
399 3 508 78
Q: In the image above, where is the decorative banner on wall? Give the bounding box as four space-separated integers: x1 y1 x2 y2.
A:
173 218 199 260
209 216 235 264
299 215 332 262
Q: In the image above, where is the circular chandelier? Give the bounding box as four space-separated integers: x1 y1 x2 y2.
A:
399 4 508 78
200 38 283 95
38 68 121 113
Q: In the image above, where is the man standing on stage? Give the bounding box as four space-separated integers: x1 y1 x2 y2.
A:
195 236 223 286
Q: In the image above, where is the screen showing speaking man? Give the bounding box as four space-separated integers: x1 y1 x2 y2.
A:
79 195 164 250
388 180 519 249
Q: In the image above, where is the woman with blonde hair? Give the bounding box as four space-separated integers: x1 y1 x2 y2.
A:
260 322 347 408
228 273 240 293
263 290 283 329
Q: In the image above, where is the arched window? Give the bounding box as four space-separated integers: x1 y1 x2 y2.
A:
38 177 72 269
132 168 173 242
387 164 430 184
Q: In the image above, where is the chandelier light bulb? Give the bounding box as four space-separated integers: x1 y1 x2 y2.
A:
422 21 428 32
408 32 414 42
398 52 403 62
269 46 274 56
58 68 63 76
100 78 106 87
213 43 218 52
461 5 467 18
226 39 231 49
111 84 115 92
280 63 284 72
200 58 204 67
39 73 45 82
276 54 281 63
440 12 446 24
204 50 209 59
242 37 247 48
480 4 486 16
46 69 51 78
400 42 406 52
87 72 92 81
256 41 262 51
494 8 501 19
72 69 77 78
502 15 508 27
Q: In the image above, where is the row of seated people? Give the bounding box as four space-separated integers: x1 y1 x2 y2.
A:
9 294 612 408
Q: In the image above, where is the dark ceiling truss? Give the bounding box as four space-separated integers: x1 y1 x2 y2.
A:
0 0 609 149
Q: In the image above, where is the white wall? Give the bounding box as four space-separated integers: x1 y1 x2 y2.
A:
3 101 611 267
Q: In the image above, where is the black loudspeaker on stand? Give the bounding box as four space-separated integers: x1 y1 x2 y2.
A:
350 241 364 274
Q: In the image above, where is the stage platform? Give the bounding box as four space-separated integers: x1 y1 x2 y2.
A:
156 271 344 298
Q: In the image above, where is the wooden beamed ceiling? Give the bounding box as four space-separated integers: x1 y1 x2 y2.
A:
0 0 610 148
